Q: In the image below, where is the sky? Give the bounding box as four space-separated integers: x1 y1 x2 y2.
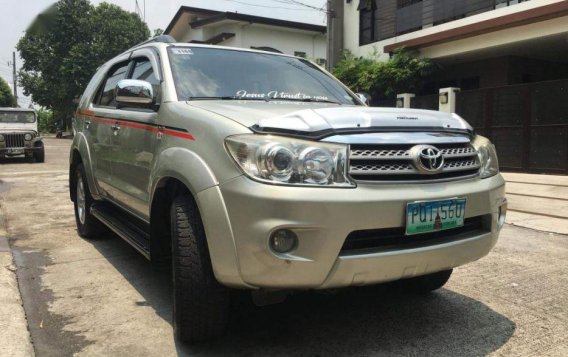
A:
0 0 326 108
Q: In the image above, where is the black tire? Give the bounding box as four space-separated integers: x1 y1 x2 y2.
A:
34 143 45 163
73 164 107 238
398 269 453 294
171 195 230 343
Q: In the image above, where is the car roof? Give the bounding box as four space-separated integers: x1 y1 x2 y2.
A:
131 41 300 60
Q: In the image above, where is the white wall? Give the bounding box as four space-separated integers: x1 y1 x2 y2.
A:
343 0 567 60
176 22 326 61
238 25 326 60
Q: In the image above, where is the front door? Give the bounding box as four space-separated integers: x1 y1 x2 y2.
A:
104 55 162 219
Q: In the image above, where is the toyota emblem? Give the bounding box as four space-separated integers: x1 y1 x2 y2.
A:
410 145 444 174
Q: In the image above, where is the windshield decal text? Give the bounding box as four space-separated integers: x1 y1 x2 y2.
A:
235 90 329 102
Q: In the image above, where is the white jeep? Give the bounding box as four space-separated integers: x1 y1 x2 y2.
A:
0 108 45 163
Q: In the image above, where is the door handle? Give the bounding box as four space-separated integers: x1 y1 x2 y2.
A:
84 120 91 130
111 123 121 135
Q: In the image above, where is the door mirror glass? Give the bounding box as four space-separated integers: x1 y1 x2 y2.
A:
115 79 154 107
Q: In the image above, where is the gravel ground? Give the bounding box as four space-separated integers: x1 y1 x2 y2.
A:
0 138 567 356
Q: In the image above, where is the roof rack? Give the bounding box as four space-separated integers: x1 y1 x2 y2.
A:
126 35 177 52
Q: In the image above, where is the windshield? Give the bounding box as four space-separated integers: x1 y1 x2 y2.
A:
167 47 360 105
0 111 36 123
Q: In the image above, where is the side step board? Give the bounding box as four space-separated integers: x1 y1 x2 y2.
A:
90 203 151 259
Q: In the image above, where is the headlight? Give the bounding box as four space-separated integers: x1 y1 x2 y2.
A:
225 134 354 187
24 133 33 141
472 135 499 178
0 134 4 142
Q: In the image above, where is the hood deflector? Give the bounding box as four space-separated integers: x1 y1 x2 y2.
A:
250 125 473 141
250 107 474 140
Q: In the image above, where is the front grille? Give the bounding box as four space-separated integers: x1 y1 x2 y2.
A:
4 133 26 148
349 143 479 182
340 215 487 255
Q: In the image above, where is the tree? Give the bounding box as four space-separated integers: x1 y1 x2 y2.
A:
37 108 56 133
332 48 438 100
0 77 17 107
17 0 150 127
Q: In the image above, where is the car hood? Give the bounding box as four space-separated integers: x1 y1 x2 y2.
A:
0 123 37 132
186 101 472 138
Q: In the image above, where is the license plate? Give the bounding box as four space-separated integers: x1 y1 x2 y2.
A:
8 148 24 155
406 198 466 235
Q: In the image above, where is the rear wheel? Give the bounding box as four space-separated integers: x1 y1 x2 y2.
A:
73 164 107 238
171 195 230 343
398 269 453 294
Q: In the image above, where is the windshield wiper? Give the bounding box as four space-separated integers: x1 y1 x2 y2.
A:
188 96 269 101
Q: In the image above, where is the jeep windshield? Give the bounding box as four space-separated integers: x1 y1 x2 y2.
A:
167 47 361 105
0 111 36 123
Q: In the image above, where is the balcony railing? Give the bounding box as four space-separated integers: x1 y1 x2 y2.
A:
360 0 530 46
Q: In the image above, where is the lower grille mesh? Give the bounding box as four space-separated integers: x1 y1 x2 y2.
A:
341 215 487 255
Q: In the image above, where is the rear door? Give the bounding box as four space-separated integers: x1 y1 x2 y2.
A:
90 60 132 197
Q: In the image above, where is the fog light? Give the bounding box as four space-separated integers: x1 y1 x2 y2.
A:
269 229 298 254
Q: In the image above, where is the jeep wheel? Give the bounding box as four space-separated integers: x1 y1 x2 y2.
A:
34 142 45 163
74 164 107 238
171 195 230 343
398 269 453 294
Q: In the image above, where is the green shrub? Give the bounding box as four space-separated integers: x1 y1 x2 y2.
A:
332 48 438 99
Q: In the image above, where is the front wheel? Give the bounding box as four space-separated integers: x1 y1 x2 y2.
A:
171 195 230 343
34 142 45 163
398 269 453 294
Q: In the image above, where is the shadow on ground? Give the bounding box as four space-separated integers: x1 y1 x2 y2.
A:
90 234 516 357
0 157 35 164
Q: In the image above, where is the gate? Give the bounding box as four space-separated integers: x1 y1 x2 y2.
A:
457 79 568 174
412 79 568 174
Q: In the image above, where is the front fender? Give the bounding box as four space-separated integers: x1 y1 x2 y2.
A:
150 147 249 288
150 147 219 199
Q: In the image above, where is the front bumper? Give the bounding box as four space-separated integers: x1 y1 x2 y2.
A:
198 174 506 289
0 147 41 157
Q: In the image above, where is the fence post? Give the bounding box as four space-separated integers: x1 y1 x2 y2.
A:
396 93 415 108
438 87 460 113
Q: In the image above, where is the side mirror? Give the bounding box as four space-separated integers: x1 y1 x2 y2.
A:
115 79 154 107
356 92 371 106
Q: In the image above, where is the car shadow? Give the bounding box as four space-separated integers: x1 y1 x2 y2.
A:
89 235 515 357
0 157 34 164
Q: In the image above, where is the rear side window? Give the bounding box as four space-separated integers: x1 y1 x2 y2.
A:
96 62 130 107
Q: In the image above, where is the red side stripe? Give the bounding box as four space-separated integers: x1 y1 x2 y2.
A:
162 129 195 140
79 109 95 116
88 116 194 140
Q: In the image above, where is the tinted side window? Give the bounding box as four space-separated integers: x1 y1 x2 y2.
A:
131 59 160 101
97 62 130 107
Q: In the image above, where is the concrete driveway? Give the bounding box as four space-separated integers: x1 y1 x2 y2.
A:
0 138 567 356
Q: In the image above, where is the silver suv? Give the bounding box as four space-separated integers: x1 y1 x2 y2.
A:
70 36 507 343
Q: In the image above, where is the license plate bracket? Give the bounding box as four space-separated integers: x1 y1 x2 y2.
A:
405 198 466 236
